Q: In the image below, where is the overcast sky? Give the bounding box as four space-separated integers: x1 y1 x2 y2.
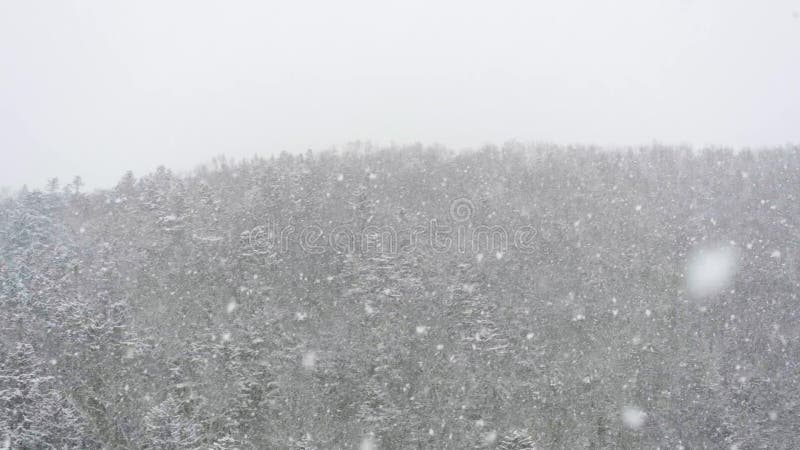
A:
2 0 799 189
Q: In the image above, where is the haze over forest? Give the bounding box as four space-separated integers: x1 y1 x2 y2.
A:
2 0 800 189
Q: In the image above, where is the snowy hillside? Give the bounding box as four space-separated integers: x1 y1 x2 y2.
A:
1 144 799 448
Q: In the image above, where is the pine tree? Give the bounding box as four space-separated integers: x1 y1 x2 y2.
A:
497 429 536 450
0 343 93 448
142 394 203 449
448 263 509 355
294 433 317 449
209 434 240 450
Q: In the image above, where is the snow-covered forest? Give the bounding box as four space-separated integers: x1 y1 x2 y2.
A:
1 144 799 449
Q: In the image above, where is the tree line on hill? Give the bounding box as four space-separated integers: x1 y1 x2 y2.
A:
1 143 799 448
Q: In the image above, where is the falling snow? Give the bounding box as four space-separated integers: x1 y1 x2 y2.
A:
685 245 740 299
226 301 237 314
2 145 798 448
302 351 317 370
622 406 647 430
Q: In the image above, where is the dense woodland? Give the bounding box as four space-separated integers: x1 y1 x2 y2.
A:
1 144 799 449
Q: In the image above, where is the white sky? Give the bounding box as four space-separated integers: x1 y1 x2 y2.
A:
1 0 799 189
